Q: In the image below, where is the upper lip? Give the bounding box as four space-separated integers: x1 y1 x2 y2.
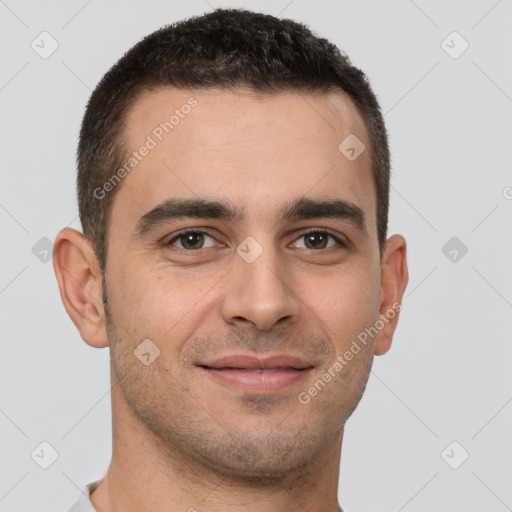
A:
198 354 314 370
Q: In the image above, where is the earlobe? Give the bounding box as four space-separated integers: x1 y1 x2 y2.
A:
374 235 409 356
52 228 109 348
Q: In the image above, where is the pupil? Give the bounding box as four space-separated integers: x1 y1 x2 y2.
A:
307 233 326 249
184 233 203 249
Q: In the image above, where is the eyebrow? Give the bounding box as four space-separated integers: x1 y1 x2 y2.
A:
133 197 367 237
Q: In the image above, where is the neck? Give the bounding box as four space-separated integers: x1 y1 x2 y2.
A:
91 380 344 512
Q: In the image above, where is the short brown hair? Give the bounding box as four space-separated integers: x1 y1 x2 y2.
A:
77 8 390 271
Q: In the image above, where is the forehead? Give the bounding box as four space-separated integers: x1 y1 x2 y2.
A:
111 86 376 235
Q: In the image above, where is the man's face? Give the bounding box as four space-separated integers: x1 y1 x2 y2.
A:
104 87 383 478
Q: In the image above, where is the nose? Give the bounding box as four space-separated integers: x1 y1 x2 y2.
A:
219 238 301 332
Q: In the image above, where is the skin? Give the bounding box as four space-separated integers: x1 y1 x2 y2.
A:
53 87 408 512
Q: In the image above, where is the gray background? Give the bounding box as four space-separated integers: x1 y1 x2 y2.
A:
1 0 511 510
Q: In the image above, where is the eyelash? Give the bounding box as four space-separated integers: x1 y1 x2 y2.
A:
164 227 347 252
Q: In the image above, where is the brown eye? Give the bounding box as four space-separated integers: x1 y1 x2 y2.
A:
166 231 216 250
293 230 346 250
304 232 329 249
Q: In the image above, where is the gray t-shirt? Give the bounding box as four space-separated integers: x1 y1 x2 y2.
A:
68 480 101 512
68 480 345 511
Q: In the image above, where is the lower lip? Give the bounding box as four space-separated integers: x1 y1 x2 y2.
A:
200 367 313 392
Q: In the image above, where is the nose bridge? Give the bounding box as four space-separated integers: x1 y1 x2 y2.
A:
220 233 300 331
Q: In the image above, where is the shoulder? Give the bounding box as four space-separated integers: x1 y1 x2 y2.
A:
67 479 102 512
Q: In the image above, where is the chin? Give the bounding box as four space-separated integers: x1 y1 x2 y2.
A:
189 427 324 482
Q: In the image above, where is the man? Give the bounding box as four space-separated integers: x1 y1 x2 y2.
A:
54 8 408 512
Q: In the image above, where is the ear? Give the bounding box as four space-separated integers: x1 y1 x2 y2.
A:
52 227 109 348
374 234 409 356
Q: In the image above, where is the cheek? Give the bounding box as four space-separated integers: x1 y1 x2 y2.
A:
111 261 218 349
310 264 381 347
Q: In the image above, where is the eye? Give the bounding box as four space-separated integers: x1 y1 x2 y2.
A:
163 228 347 253
165 230 218 250
292 229 346 250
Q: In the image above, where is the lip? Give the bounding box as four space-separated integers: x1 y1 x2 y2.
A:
197 354 314 392
199 354 314 370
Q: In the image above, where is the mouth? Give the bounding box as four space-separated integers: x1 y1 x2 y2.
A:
197 354 314 392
